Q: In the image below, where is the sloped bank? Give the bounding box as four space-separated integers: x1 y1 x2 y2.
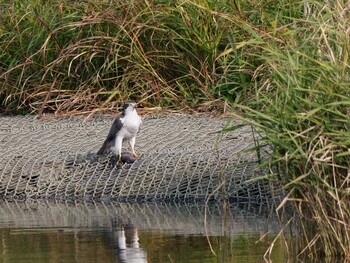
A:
0 114 282 204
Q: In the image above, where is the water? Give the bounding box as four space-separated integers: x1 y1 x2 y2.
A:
0 200 293 262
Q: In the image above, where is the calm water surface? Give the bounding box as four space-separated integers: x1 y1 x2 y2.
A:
0 201 293 262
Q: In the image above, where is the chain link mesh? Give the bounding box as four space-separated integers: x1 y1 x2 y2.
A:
0 200 284 235
0 114 280 203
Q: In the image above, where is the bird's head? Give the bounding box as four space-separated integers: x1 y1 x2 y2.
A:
122 101 137 113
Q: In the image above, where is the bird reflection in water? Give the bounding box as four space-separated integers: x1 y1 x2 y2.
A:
115 221 147 263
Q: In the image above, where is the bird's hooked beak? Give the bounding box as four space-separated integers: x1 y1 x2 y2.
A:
128 102 138 110
122 101 138 111
130 102 137 108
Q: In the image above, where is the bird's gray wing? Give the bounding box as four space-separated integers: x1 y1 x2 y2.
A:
136 117 142 134
97 115 124 155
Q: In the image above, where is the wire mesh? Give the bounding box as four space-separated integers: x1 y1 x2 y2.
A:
0 200 285 236
0 114 280 203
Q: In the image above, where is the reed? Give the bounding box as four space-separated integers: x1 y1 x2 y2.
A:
0 0 253 114
228 0 350 259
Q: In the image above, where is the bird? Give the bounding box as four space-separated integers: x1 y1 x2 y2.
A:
97 101 142 162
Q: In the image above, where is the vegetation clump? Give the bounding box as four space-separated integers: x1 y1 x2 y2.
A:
0 0 255 114
230 0 350 259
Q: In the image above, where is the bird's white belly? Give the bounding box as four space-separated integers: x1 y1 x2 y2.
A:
118 126 136 140
118 112 141 140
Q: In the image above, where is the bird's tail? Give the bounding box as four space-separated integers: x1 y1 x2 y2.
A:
97 140 109 155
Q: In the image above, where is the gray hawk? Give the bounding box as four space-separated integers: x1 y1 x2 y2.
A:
97 101 142 162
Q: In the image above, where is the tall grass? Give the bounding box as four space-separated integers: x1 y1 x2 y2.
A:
228 0 350 259
0 0 255 114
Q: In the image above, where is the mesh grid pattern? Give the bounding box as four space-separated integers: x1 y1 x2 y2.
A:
0 114 278 203
0 200 284 236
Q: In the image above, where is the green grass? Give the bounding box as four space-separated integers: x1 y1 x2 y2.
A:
227 0 350 259
0 0 256 114
1 0 350 259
